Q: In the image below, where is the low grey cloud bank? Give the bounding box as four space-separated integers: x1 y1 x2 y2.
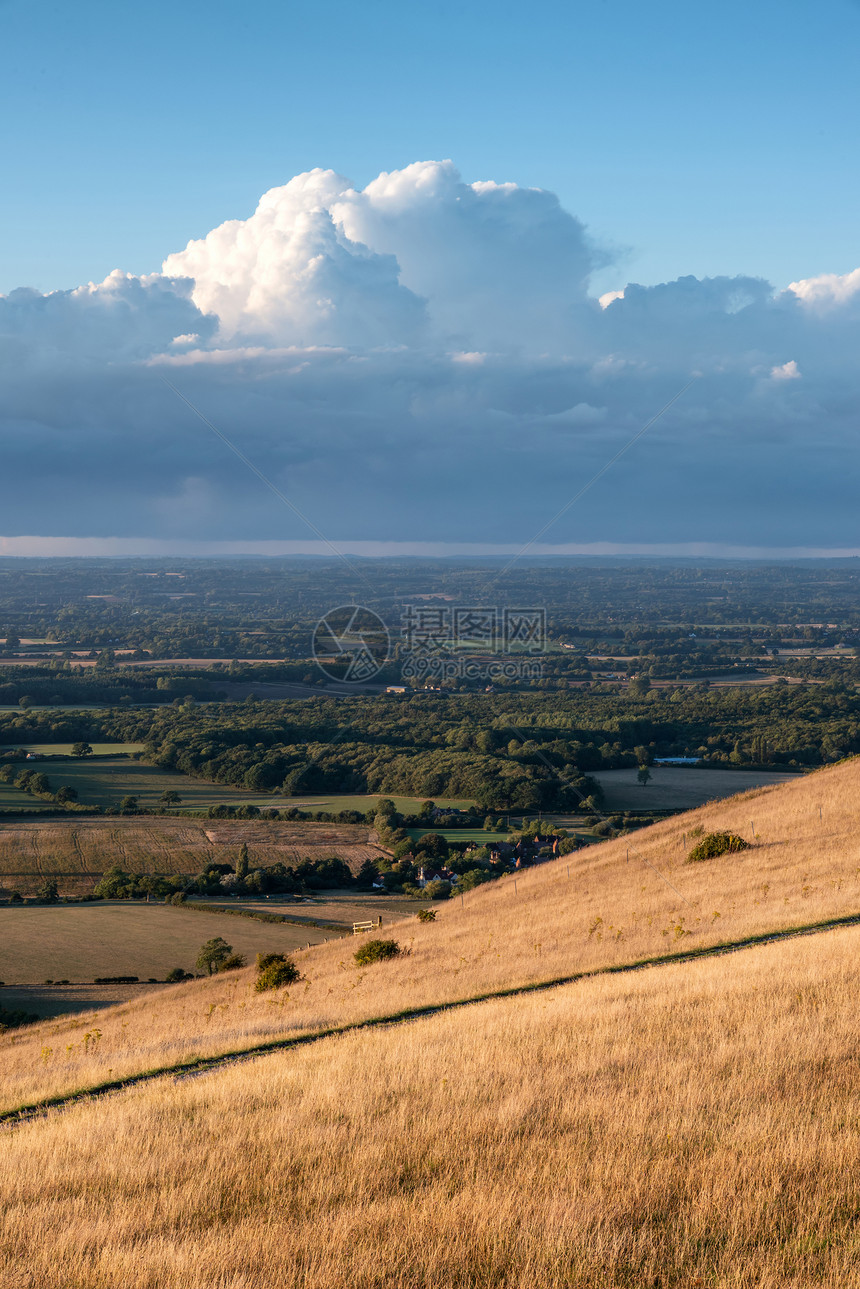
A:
2 160 858 547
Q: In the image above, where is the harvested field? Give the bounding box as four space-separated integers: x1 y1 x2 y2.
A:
594 765 797 811
0 817 384 896
0 903 333 986
0 981 166 1020
217 889 427 929
281 793 475 813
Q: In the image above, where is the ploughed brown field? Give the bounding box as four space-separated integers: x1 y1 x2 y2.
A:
0 817 385 896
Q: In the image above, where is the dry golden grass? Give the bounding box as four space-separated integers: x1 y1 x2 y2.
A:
3 755 860 1113
2 927 860 1287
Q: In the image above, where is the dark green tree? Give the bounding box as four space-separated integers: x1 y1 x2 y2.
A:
196 937 233 976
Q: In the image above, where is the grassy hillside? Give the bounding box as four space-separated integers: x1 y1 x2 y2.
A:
2 755 860 1114
2 927 859 1287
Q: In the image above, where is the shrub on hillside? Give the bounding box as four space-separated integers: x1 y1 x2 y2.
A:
423 879 452 900
457 868 491 892
416 908 436 922
255 952 301 992
687 831 750 863
165 967 192 982
353 938 401 966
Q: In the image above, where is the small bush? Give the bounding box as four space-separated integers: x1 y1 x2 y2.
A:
165 967 192 983
687 831 750 863
416 908 436 922
255 953 301 992
218 953 247 972
0 1005 39 1031
353 938 401 966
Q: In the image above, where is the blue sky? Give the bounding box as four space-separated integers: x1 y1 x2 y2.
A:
2 0 860 552
3 0 859 296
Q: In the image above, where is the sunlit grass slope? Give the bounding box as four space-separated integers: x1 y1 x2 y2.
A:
3 756 860 1112
3 927 860 1288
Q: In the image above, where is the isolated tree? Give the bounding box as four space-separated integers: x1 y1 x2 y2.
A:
71 742 93 757
196 937 233 976
413 832 449 861
637 767 652 787
160 789 183 808
36 878 59 904
119 795 139 815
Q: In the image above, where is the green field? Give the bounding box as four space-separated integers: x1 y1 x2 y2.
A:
18 743 147 756
0 904 333 984
0 781 52 811
0 704 112 712
404 828 510 844
11 757 277 812
2 761 473 816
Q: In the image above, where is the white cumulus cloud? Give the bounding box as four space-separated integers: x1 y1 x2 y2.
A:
1 160 860 547
788 268 860 309
771 359 801 380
